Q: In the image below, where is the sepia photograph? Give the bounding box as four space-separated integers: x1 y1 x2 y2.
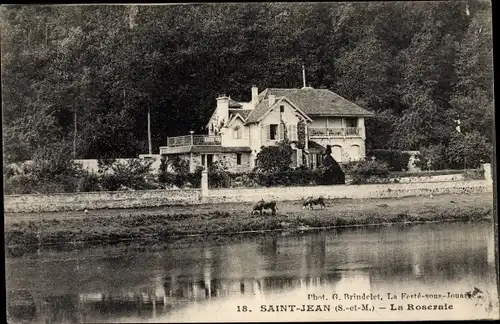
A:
2 1 498 322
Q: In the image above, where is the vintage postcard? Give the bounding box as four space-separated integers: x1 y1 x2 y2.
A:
3 1 498 323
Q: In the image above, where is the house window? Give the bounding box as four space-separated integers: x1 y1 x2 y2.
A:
236 153 242 165
233 126 242 139
269 124 278 140
345 118 358 128
280 105 285 113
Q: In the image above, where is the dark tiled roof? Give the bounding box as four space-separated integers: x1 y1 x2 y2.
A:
245 96 312 124
160 145 251 154
307 141 325 153
229 109 252 121
260 88 374 117
245 99 270 124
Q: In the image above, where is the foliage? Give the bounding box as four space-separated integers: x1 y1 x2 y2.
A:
415 144 448 170
344 159 391 184
4 142 84 194
446 131 491 169
99 158 154 191
367 149 412 171
1 2 493 162
77 172 101 192
158 157 201 188
221 168 325 188
208 160 230 188
416 131 492 171
297 120 306 149
254 140 293 173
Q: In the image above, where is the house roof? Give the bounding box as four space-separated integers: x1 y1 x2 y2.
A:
228 109 252 121
228 99 243 108
160 145 252 155
244 99 270 124
258 88 374 117
307 140 326 154
244 96 312 124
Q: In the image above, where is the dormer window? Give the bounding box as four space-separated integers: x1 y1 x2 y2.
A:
233 125 242 139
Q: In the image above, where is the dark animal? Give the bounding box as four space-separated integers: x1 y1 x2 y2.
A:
302 197 326 210
251 200 277 215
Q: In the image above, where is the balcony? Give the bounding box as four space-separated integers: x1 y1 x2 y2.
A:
166 135 221 147
309 127 362 138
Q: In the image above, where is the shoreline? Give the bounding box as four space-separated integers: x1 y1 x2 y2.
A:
5 193 495 255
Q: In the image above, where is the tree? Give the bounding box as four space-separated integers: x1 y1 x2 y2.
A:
447 131 491 169
1 3 494 164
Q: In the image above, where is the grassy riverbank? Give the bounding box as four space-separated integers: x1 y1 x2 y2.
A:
5 193 495 254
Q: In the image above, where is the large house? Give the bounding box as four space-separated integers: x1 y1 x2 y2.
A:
159 86 374 172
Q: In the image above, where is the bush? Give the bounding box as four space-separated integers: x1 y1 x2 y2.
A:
367 149 412 171
415 144 448 170
254 140 293 173
208 161 230 188
99 159 153 191
4 143 85 194
77 173 101 192
345 159 390 184
447 131 492 169
158 156 202 188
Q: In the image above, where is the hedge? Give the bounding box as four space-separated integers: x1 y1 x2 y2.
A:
366 149 412 171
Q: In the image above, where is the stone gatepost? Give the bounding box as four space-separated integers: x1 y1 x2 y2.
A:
201 169 209 203
482 163 493 189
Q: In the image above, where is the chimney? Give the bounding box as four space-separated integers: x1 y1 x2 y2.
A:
268 94 276 107
251 86 259 106
216 95 230 125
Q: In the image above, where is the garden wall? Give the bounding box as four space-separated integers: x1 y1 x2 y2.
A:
4 167 492 213
204 180 491 204
4 189 201 213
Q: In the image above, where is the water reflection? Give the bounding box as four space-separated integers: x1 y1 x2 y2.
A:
6 222 498 323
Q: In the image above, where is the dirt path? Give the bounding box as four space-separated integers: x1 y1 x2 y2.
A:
4 192 494 225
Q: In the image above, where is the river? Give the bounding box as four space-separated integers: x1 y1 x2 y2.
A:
6 221 499 323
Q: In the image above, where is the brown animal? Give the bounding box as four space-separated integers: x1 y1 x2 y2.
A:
251 200 277 215
302 197 326 210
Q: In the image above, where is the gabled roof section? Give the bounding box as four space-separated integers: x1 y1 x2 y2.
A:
226 112 246 127
258 88 374 117
245 97 312 124
244 99 270 124
228 109 252 121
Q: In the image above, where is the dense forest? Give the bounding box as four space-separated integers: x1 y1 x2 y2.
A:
1 2 494 163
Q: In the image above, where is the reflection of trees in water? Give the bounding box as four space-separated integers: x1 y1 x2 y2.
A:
40 295 80 324
7 290 36 323
371 245 488 283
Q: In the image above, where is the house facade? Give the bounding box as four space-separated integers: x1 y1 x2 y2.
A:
159 86 374 172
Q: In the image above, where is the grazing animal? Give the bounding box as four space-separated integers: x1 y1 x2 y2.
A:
251 200 277 215
84 209 88 214
302 197 326 210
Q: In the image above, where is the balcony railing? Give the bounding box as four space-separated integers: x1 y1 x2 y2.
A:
167 135 221 147
309 127 362 137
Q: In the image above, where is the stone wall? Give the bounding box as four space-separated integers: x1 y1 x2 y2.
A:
4 189 201 213
391 173 465 183
204 180 491 204
5 174 492 213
